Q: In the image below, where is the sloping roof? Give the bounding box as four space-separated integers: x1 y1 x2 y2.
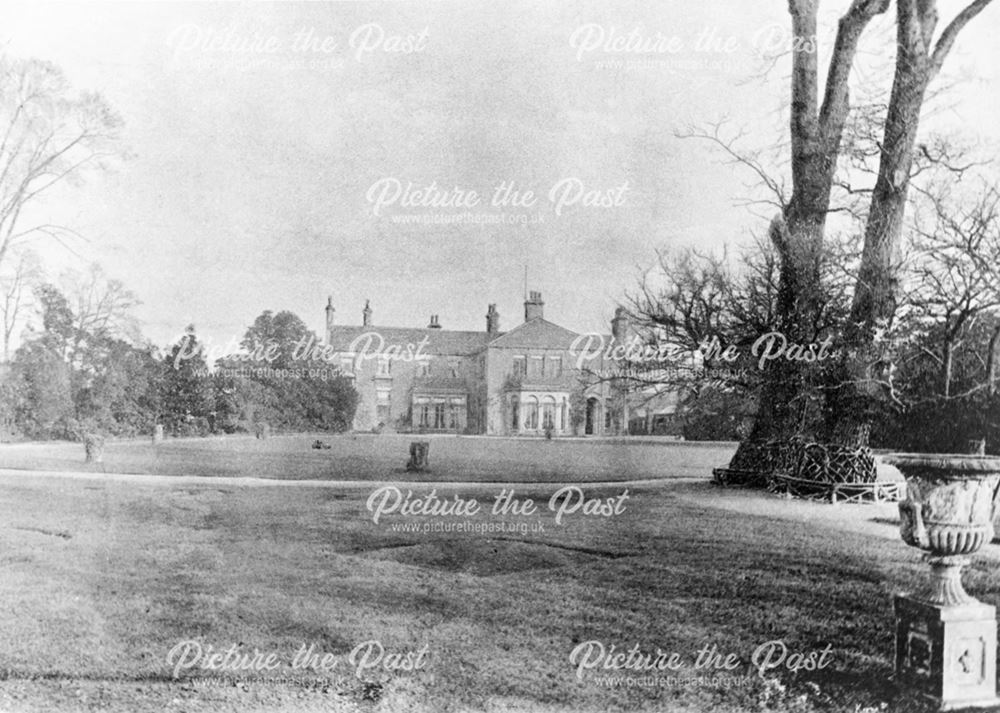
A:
327 325 495 356
412 376 469 393
485 317 582 349
328 317 600 355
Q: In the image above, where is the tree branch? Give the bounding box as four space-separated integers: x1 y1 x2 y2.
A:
931 0 995 74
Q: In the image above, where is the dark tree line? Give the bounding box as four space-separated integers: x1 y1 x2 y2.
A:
0 281 357 441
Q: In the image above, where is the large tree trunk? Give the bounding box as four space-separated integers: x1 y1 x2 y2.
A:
826 0 993 445
739 0 889 454
745 216 824 442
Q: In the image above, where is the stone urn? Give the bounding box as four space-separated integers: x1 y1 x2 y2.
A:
888 454 1000 605
887 454 1000 709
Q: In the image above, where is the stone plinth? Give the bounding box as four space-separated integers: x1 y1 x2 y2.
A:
406 441 430 472
84 433 105 463
895 595 999 710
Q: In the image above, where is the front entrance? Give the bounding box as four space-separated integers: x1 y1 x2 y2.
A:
585 397 598 435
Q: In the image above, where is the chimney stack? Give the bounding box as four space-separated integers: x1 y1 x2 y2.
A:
362 300 372 327
428 315 442 329
612 306 629 343
524 291 544 322
325 296 335 342
486 304 500 335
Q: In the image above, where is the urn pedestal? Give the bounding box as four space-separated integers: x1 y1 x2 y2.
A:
887 454 1000 711
894 596 997 710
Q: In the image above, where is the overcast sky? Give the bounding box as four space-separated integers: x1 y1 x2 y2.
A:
4 0 999 350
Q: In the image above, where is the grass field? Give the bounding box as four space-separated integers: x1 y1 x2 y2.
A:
0 434 733 482
0 436 994 712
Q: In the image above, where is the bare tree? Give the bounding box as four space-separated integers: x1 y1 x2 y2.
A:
675 1 896 445
618 228 859 432
60 264 141 366
699 0 996 458
834 0 995 440
630 247 737 357
0 55 123 270
903 179 1000 398
0 247 41 360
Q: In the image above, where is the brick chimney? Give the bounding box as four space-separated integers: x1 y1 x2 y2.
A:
524 291 544 322
362 300 372 327
486 304 500 335
611 306 629 343
325 296 335 342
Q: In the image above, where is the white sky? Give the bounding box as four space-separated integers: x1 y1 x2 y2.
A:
3 0 999 350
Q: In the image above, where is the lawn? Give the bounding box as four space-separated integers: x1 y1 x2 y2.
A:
0 434 734 482
0 436 991 712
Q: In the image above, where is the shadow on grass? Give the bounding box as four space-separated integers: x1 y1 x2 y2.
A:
11 477 983 712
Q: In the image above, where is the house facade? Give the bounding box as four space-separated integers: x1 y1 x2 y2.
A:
324 292 630 436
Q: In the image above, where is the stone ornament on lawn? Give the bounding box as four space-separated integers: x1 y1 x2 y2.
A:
406 441 429 472
84 433 105 463
887 453 1000 711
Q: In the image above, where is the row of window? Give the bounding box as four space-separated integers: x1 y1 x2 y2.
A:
511 397 567 431
511 355 563 379
417 360 461 378
340 356 461 378
418 403 461 429
342 353 565 380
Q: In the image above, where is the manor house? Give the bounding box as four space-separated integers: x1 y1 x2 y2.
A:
323 292 630 436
